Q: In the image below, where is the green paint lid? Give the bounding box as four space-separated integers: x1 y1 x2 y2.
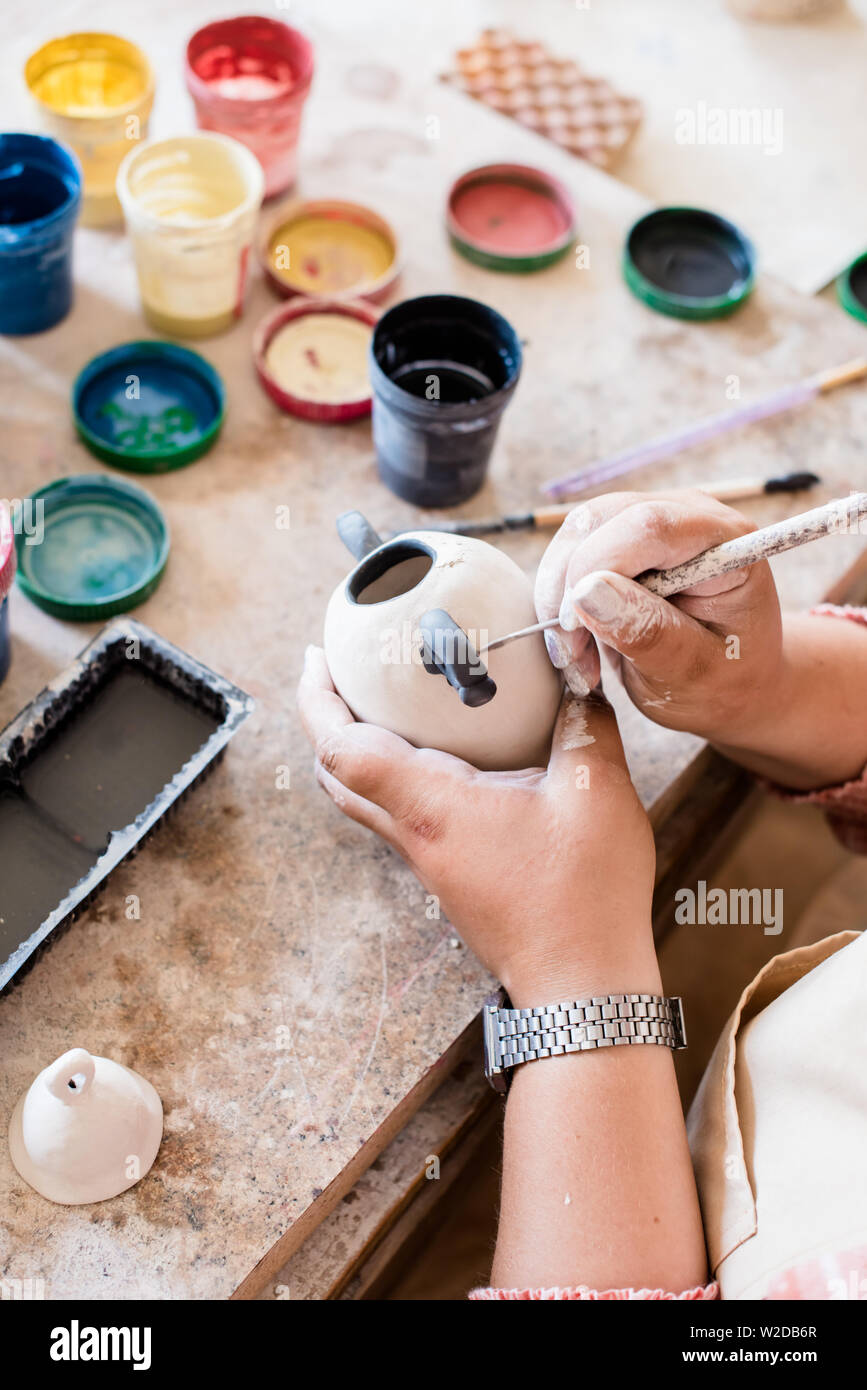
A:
623 206 756 320
16 474 170 621
72 340 225 473
837 251 867 325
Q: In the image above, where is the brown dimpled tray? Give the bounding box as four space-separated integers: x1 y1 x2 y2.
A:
440 28 642 170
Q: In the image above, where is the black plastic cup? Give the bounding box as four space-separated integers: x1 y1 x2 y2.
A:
369 294 522 507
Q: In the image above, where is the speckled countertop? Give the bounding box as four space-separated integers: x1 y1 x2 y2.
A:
1 1 866 1300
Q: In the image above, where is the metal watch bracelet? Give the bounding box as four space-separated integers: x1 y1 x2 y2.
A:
483 987 687 1093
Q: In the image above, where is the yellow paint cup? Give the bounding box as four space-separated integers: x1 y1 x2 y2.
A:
25 33 154 227
117 133 265 338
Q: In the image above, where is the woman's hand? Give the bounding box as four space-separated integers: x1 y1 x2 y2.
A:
298 648 658 1006
535 489 785 751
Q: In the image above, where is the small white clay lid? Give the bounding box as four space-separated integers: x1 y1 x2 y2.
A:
8 1047 163 1205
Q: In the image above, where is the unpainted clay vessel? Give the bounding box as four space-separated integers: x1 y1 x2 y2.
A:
324 518 562 770
8 1047 163 1205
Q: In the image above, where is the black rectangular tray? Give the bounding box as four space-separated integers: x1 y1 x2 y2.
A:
0 618 254 994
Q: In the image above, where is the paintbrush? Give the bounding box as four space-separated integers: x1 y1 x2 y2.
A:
541 358 867 500
395 471 821 539
483 492 867 652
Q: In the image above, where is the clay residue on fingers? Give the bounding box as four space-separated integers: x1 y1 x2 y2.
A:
641 688 672 709
544 628 572 669
559 696 595 750
563 664 591 697
565 571 664 644
544 629 594 696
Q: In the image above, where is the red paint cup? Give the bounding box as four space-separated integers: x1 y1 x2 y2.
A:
185 16 314 200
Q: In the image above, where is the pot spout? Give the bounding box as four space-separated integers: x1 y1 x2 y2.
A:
336 510 384 561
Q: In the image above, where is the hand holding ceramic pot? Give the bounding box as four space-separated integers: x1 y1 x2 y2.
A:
536 490 785 748
298 648 657 1005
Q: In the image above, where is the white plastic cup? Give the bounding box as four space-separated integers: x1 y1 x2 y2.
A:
117 132 264 337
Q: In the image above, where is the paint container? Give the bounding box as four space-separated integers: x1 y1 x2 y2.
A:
260 197 400 302
73 341 225 472
24 33 154 227
0 617 254 995
185 15 314 200
116 133 265 338
837 251 867 326
369 294 522 507
0 504 15 687
446 163 575 273
254 298 377 422
0 133 81 335
15 475 169 622
623 207 755 320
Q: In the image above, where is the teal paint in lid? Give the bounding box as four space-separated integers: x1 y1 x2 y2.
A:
623 206 756 320
16 474 169 622
73 341 225 473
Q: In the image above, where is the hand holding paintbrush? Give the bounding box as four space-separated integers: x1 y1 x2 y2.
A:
515 487 867 792
485 493 867 651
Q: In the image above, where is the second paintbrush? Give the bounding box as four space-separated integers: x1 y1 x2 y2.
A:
399 471 820 539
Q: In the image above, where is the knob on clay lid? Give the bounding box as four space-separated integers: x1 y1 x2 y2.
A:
8 1047 163 1205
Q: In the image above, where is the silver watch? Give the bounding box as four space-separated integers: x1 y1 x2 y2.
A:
483 987 687 1093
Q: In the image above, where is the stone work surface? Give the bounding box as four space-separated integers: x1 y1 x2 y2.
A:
1 0 865 1299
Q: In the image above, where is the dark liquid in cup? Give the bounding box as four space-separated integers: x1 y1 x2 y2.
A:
0 164 72 225
391 360 495 404
371 294 522 507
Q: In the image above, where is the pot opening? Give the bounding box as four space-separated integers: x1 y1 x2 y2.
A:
348 540 434 605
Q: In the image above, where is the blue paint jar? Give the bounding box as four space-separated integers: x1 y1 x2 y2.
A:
0 505 15 686
369 294 522 508
0 133 82 335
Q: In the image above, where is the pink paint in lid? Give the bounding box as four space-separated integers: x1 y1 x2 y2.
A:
447 163 575 272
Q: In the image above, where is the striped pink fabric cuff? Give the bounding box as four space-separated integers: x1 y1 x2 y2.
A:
469 1282 720 1301
766 605 867 853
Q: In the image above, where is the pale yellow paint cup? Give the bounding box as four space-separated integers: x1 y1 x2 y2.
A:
25 32 155 227
117 133 265 338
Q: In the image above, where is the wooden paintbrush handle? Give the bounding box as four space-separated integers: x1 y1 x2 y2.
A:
533 488 763 527
641 493 867 597
533 504 575 528
816 358 867 393
531 475 817 522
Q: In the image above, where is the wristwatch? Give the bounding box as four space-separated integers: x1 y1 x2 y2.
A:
483 987 687 1093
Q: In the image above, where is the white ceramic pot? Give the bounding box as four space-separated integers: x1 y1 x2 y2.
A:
8 1047 163 1205
323 526 562 770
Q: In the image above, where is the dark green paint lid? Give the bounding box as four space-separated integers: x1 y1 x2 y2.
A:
837 251 867 326
72 340 225 473
16 474 169 621
623 206 756 320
